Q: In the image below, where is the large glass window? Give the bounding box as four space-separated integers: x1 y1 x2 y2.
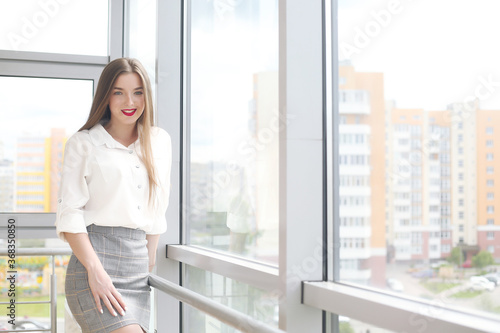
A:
188 1 279 264
337 0 500 319
0 0 108 56
0 77 92 213
184 265 278 332
125 0 156 91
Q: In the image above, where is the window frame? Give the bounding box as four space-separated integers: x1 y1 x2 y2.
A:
0 0 124 237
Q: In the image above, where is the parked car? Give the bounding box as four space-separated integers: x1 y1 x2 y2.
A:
461 259 472 268
387 278 404 292
469 276 495 292
411 269 435 279
484 274 500 286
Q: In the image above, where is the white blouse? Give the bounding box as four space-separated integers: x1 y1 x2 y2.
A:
55 122 172 242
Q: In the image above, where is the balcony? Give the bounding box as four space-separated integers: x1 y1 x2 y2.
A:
339 226 372 238
339 269 372 282
339 186 371 197
339 101 370 115
339 206 372 217
340 248 372 259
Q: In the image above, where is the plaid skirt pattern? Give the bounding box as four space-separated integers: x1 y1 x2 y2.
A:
65 224 151 333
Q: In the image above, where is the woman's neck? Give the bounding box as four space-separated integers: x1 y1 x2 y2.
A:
103 121 139 147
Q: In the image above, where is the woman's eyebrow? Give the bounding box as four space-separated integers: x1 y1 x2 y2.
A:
112 86 144 90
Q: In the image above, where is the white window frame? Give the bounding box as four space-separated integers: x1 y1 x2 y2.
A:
0 0 124 240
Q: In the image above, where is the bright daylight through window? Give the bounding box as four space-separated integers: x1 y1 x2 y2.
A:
0 77 92 213
187 1 279 264
336 0 500 331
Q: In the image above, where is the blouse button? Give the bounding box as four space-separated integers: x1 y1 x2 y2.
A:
135 165 140 169
128 150 133 154
138 205 141 210
138 184 142 189
57 198 62 203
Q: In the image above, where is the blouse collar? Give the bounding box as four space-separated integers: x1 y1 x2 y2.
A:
89 121 141 149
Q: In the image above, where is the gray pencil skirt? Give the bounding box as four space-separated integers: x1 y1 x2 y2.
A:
65 224 151 333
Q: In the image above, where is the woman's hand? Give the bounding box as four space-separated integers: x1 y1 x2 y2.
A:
64 232 127 316
87 265 127 316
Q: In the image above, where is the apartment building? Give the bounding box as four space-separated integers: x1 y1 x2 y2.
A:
16 129 66 212
339 63 386 287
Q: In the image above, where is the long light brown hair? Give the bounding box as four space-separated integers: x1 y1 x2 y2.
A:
79 58 158 206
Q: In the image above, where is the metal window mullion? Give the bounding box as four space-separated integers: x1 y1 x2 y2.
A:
109 0 124 60
156 0 184 332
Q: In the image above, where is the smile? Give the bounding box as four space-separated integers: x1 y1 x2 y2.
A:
122 109 137 117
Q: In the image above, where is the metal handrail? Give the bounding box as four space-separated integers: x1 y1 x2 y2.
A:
0 247 72 333
148 274 285 333
1 248 285 333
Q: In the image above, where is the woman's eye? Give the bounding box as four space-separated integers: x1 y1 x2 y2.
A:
135 91 143 95
113 91 122 95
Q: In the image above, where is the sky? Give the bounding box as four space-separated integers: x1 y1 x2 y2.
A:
338 0 500 110
0 77 92 160
2 0 500 161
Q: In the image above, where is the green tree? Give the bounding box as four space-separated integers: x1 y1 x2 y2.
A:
339 322 355 333
448 246 463 267
472 250 494 269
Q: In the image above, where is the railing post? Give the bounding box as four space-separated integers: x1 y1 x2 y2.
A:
51 273 57 333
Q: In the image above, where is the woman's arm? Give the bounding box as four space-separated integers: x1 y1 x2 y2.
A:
146 234 160 272
64 232 127 316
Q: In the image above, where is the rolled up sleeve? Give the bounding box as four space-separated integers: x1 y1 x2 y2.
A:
55 134 91 242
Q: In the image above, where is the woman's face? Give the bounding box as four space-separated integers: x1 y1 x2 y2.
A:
108 72 145 128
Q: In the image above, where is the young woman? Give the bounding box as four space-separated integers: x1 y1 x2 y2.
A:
55 58 172 333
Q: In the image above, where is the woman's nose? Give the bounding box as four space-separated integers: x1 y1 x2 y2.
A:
126 94 134 106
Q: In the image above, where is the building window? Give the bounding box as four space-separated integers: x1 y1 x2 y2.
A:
458 160 464 167
486 140 494 147
486 127 494 135
459 224 464 232
487 180 494 187
486 153 494 161
458 173 464 181
487 193 494 200
442 244 451 253
487 206 494 214
487 232 495 240
459 186 464 193
487 219 495 225
459 199 464 206
458 147 464 154
488 245 495 253
487 166 494 174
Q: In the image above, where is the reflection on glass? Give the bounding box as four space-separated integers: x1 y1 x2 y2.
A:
188 1 279 263
0 0 108 56
184 265 278 332
0 77 92 213
337 0 500 319
0 238 71 331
